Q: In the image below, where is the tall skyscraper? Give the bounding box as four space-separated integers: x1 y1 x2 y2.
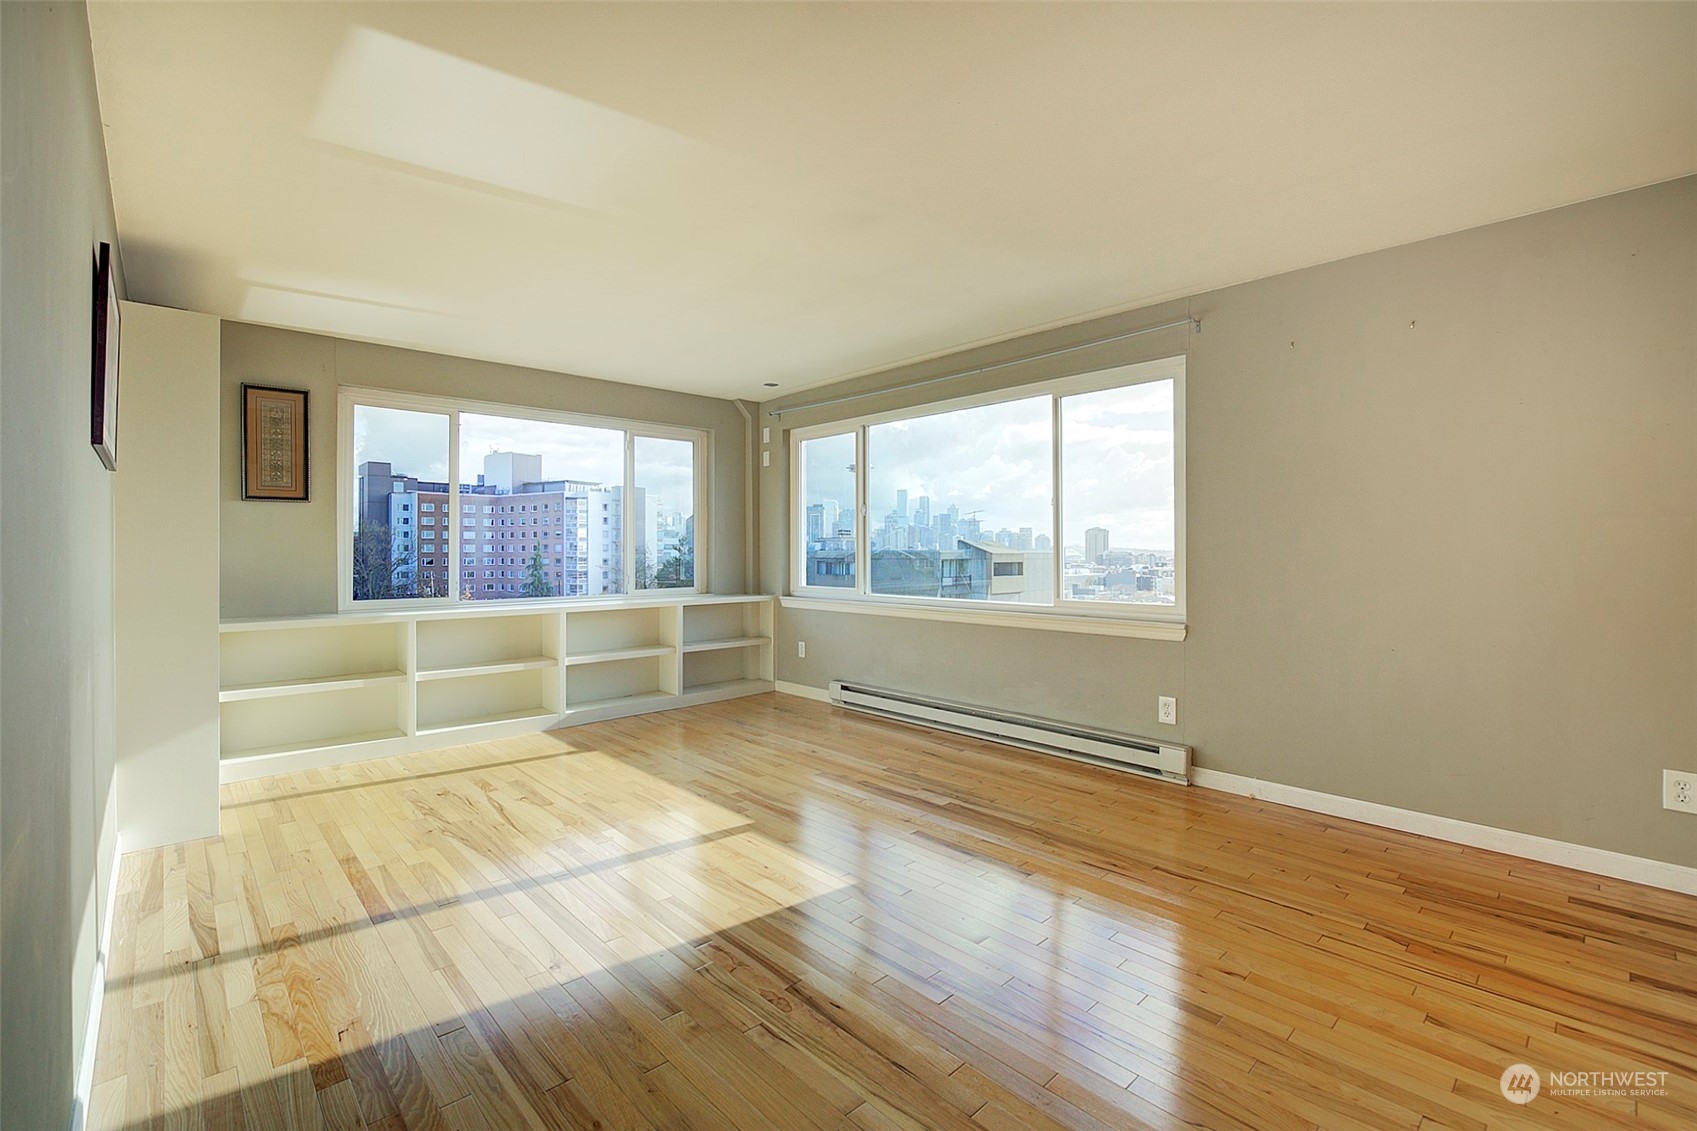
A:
1085 527 1110 563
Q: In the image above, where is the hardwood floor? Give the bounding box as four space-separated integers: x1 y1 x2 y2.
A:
92 694 1696 1130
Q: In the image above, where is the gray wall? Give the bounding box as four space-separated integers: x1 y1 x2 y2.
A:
0 3 125 1127
761 177 1696 868
220 323 753 618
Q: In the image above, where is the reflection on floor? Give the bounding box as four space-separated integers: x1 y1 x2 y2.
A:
91 693 1697 1129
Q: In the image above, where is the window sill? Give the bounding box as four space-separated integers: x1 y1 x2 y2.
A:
778 595 1186 641
225 593 764 631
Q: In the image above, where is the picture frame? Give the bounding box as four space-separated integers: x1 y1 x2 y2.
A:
91 241 120 471
242 384 310 500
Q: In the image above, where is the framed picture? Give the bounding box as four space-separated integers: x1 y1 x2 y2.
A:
242 384 310 500
91 242 120 471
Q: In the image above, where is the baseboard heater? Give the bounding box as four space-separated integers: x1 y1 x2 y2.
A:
827 681 1190 785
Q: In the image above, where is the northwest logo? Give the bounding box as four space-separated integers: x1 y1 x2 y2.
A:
1500 1064 1541 1105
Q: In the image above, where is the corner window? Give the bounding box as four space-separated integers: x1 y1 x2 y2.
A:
790 355 1183 622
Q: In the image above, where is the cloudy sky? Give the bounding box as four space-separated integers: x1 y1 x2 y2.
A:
353 381 1173 551
353 407 695 517
802 379 1174 552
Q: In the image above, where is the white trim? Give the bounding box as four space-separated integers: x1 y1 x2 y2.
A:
70 833 123 1131
775 680 831 702
1192 768 1697 897
779 595 1186 640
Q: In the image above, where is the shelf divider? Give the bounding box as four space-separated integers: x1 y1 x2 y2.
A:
416 706 556 736
680 637 767 654
415 656 558 681
562 643 675 666
219 669 406 702
221 727 406 763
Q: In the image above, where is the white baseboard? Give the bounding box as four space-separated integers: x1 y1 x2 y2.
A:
70 833 123 1131
1192 768 1697 897
773 683 1696 897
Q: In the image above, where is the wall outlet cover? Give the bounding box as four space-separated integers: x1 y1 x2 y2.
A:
1664 769 1696 814
1157 696 1177 725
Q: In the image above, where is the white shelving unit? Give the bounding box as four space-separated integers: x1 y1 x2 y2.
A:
217 595 773 781
680 599 774 699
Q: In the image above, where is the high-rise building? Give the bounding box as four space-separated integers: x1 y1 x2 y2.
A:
481 452 543 494
369 453 643 601
1085 526 1110 563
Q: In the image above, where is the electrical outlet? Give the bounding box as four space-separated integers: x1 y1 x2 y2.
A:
1157 696 1177 726
797 641 806 659
1665 770 1697 814
762 450 770 467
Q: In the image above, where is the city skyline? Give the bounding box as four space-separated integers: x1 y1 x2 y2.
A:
801 378 1175 554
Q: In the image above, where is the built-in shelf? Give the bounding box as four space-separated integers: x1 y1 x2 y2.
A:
221 727 407 765
218 669 406 702
679 678 772 699
558 690 676 718
417 706 557 736
415 656 558 681
562 644 676 666
218 595 773 781
681 636 767 654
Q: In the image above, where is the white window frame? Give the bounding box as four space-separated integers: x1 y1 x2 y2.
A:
788 355 1185 632
338 387 707 610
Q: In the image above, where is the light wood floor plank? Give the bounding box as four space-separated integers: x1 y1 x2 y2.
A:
96 695 1697 1128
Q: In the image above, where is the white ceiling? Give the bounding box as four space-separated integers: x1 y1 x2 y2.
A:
88 2 1695 402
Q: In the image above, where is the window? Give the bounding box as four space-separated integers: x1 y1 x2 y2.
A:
633 435 695 590
1059 378 1176 607
351 404 449 601
867 394 1051 604
458 411 625 601
790 355 1183 621
341 389 704 608
798 431 856 590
